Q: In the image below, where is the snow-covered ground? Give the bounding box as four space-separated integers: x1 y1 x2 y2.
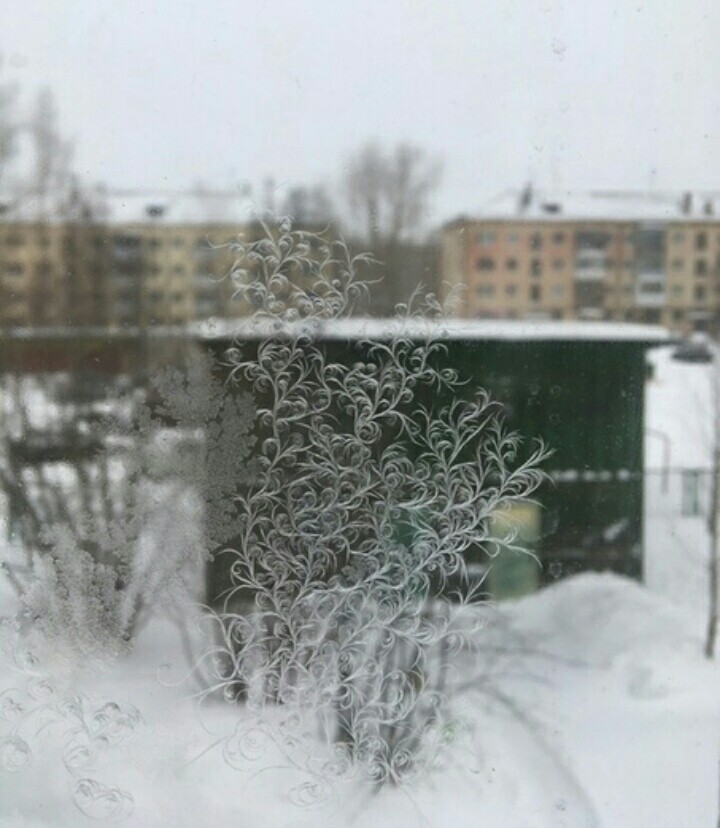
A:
1 347 719 826
644 344 716 620
1 572 717 827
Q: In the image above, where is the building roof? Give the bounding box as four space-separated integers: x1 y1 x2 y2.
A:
463 189 720 225
193 316 673 343
0 319 672 343
0 187 254 226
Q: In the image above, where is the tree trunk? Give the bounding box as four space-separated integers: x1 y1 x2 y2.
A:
705 447 720 659
707 540 718 659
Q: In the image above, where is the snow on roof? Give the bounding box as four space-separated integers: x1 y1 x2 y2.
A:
193 316 672 343
0 188 254 226
0 318 671 344
92 189 253 225
467 189 720 224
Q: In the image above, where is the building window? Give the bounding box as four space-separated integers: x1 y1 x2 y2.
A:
506 258 518 270
695 285 706 302
552 232 565 244
530 285 541 302
5 263 24 276
682 471 702 517
672 231 685 244
577 281 604 307
576 230 611 250
672 258 683 270
506 232 519 244
552 259 564 270
195 240 218 261
695 259 708 276
530 233 542 250
113 234 141 249
476 257 495 271
531 259 542 277
475 231 496 245
506 285 517 297
696 231 708 251
552 285 565 298
476 285 495 297
672 285 683 297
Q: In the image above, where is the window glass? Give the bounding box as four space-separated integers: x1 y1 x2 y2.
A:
0 4 716 826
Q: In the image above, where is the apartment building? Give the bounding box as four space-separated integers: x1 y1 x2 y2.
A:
441 189 720 333
0 188 272 329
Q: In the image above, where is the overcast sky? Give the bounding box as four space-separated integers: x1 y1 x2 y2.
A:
2 0 719 226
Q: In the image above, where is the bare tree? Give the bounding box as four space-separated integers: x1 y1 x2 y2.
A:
343 141 442 314
30 87 74 211
384 144 442 242
343 141 442 248
0 78 78 329
0 59 20 332
706 348 720 657
344 142 386 249
279 184 335 227
0 59 18 188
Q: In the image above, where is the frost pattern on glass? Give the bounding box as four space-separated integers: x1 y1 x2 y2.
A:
0 619 141 821
190 220 549 792
0 355 254 658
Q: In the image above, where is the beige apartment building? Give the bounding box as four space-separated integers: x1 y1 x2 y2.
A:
0 189 270 329
441 190 720 333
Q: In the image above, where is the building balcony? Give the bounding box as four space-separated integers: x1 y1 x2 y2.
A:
635 291 666 308
577 307 604 320
575 266 607 281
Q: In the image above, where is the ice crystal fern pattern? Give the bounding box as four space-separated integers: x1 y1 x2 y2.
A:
195 220 549 793
0 619 141 821
0 355 254 658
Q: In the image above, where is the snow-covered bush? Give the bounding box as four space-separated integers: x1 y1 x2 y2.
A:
0 355 255 658
197 220 549 791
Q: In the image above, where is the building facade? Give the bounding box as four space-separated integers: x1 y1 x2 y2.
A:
0 189 276 329
441 190 720 333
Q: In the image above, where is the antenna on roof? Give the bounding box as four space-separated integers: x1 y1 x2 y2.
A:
518 181 533 213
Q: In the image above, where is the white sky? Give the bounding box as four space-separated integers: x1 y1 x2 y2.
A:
2 0 719 226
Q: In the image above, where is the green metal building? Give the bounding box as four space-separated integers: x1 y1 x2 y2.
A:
203 318 669 600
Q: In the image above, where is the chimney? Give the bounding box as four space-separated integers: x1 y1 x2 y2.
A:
519 182 533 213
680 192 692 215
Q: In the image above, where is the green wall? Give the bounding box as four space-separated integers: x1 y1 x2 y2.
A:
206 335 654 599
